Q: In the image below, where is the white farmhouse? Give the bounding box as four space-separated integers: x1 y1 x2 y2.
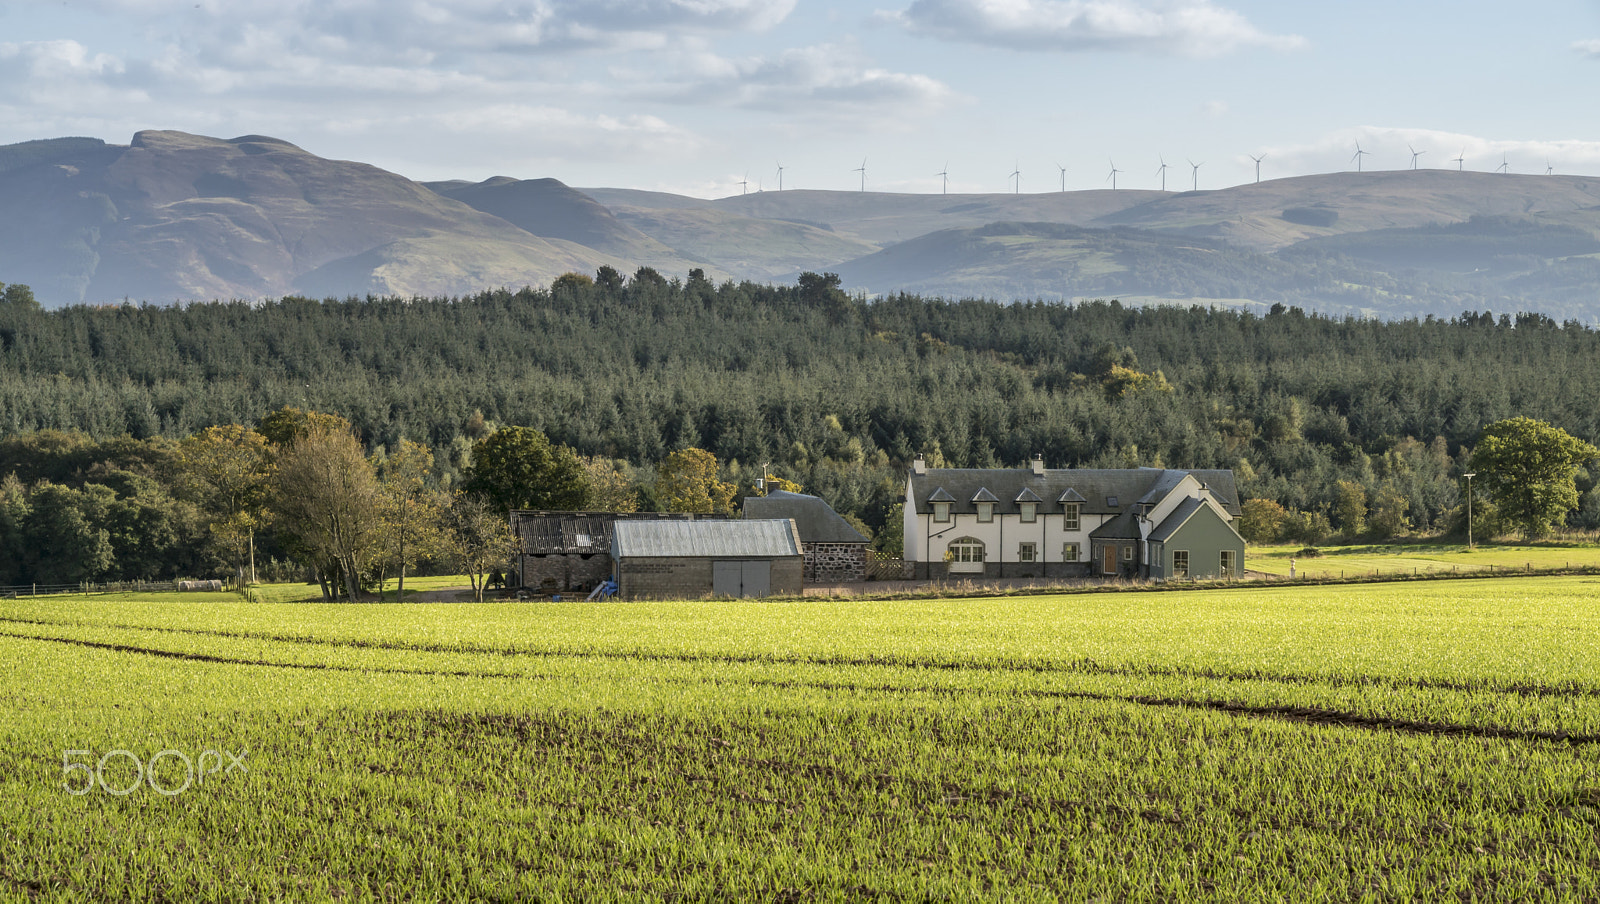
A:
903 455 1245 580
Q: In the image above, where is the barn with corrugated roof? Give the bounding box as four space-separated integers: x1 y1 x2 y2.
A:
610 519 804 599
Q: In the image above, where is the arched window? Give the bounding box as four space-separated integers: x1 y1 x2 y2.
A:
947 537 986 573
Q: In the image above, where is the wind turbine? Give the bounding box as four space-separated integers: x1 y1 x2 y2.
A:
1409 145 1426 170
1546 159 1555 176
1107 160 1122 190
1351 141 1371 172
853 157 867 191
1496 154 1510 174
1009 161 1021 194
1057 162 1067 192
1249 153 1265 184
1156 156 1170 191
739 171 749 195
1188 159 1203 192
1452 149 1465 171
776 162 784 191
935 163 949 194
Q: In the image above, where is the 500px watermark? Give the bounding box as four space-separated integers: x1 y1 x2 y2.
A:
62 749 247 796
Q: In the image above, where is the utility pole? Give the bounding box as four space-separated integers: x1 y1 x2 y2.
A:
1463 472 1477 548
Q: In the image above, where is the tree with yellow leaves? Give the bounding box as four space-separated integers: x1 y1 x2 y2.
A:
655 447 736 515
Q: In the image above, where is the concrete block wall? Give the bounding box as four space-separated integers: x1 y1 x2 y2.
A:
617 557 804 600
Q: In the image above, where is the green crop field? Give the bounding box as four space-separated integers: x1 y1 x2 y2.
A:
1246 542 1600 580
1 577 1596 901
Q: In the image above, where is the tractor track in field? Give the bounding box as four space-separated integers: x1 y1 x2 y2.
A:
2 626 1596 749
1 613 1596 701
0 629 540 681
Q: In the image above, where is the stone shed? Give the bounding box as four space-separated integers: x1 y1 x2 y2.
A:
510 511 700 594
611 519 804 600
741 490 869 583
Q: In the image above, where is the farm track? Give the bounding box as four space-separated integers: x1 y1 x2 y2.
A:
4 624 1594 749
2 613 1595 700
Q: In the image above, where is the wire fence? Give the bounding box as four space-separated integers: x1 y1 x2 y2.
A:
0 579 234 598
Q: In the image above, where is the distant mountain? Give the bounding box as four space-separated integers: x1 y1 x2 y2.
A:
8 128 1600 318
0 131 619 304
582 187 1165 246
424 176 719 278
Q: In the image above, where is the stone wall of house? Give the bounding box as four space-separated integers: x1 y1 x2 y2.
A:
803 542 867 583
518 553 612 593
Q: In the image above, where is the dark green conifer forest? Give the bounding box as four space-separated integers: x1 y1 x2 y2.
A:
3 270 1599 585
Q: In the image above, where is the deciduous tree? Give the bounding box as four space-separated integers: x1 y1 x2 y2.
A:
1238 498 1288 543
177 425 273 583
273 421 380 601
372 440 447 600
581 456 639 512
461 426 587 514
448 492 514 602
656 447 736 515
1471 417 1599 539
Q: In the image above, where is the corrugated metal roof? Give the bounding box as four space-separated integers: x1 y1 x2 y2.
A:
742 491 868 544
511 510 699 555
613 519 803 558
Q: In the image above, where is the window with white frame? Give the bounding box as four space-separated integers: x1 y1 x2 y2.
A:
1063 542 1080 561
933 502 951 523
1062 504 1080 531
948 538 986 563
1019 502 1037 523
1173 550 1189 577
1220 550 1237 576
976 502 994 522
1122 544 1133 561
1019 542 1037 562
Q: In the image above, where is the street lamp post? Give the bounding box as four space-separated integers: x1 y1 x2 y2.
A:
1463 472 1477 548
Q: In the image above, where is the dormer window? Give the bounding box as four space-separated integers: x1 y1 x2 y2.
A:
1015 487 1042 524
933 502 951 523
972 488 998 523
1063 503 1081 531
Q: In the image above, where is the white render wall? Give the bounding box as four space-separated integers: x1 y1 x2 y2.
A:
908 511 1108 564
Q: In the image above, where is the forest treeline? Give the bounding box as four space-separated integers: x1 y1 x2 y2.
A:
4 271 1600 584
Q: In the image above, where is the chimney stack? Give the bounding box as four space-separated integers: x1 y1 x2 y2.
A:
913 454 927 476
1031 454 1045 476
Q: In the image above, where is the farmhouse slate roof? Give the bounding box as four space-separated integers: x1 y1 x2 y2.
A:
612 519 803 559
907 468 1240 517
1146 497 1206 543
1089 508 1141 539
742 490 868 544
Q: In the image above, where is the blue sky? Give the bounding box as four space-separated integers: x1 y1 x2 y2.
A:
3 1 1598 196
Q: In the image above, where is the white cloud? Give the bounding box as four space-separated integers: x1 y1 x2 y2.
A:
883 0 1305 57
1574 38 1600 58
0 40 147 106
640 44 954 114
75 0 796 58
